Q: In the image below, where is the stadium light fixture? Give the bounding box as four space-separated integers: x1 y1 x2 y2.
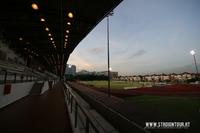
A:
31 3 39 10
68 12 73 18
40 18 45 22
45 27 49 31
190 50 195 55
190 50 199 75
67 22 71 25
19 37 23 41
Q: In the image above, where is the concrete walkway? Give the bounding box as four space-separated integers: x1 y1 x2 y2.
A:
0 82 72 133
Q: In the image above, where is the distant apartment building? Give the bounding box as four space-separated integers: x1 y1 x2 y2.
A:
144 75 153 82
117 72 196 82
76 70 118 79
65 64 76 76
100 71 118 79
181 72 193 80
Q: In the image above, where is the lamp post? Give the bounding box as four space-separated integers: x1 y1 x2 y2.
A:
107 11 113 97
190 50 199 75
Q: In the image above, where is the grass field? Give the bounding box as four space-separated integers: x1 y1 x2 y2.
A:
125 95 200 118
81 80 145 89
77 81 200 131
124 95 200 130
79 81 200 131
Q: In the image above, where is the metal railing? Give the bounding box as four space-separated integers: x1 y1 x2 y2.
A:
0 70 37 84
0 60 58 84
66 82 150 133
63 84 103 133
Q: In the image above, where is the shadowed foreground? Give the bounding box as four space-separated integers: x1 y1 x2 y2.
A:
0 82 72 133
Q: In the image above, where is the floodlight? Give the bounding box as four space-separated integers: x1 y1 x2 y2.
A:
190 50 195 55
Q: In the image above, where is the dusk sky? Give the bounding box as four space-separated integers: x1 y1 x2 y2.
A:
68 0 200 75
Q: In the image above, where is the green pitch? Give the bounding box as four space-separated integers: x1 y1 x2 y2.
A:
81 80 144 89
125 95 200 131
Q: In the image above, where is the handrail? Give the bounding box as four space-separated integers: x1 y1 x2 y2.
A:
67 83 151 133
63 83 108 133
0 70 37 84
0 60 58 84
0 70 57 85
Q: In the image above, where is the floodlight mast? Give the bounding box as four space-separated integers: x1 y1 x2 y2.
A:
107 11 113 97
190 50 199 75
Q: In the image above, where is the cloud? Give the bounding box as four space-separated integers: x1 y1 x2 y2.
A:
89 47 105 54
113 49 128 55
68 53 93 71
158 64 200 74
128 49 147 59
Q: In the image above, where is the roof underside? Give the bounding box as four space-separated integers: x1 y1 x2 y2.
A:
0 0 122 76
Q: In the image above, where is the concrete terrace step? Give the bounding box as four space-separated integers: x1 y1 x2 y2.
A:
29 82 44 95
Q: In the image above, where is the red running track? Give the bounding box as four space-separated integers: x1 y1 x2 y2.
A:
80 83 200 97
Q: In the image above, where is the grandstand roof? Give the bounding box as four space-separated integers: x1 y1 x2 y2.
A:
0 0 122 76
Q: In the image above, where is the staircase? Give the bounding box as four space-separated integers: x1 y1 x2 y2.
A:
29 82 44 95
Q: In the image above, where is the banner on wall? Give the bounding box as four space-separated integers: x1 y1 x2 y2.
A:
4 84 12 95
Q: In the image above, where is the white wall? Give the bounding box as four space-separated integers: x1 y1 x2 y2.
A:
0 82 34 108
40 81 49 95
52 80 58 86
